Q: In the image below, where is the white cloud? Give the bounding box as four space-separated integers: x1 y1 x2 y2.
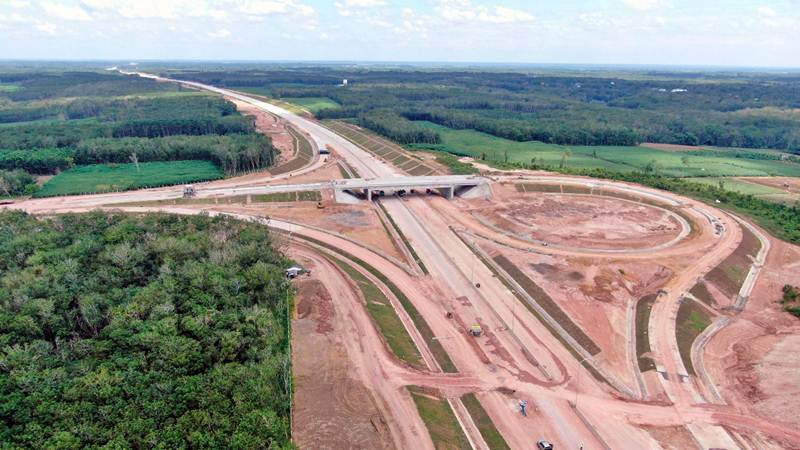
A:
757 6 777 17
437 0 534 24
236 0 314 17
341 0 386 6
620 0 670 11
7 0 31 8
42 2 92 21
35 21 57 34
208 28 231 38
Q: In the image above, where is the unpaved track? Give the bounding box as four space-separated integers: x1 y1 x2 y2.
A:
8 72 799 449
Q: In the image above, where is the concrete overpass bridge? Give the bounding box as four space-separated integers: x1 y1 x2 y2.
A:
333 175 488 201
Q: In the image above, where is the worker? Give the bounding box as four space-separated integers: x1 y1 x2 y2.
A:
519 399 528 417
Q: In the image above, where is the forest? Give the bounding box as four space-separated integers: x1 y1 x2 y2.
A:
0 71 277 195
168 66 800 152
0 211 295 449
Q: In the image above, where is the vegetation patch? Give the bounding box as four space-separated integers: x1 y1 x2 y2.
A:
493 255 601 355
689 281 717 307
635 294 658 372
675 298 712 375
460 393 511 450
780 285 800 318
0 211 293 449
516 183 562 193
705 225 761 298
329 255 425 368
34 160 223 197
407 386 471 450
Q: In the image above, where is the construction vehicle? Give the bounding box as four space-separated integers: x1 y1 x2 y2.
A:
536 440 554 450
469 324 482 337
183 184 196 198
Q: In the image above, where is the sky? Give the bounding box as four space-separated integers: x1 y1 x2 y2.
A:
0 0 798 67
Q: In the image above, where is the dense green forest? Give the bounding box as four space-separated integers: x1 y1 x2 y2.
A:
0 71 277 195
0 211 294 449
168 66 800 152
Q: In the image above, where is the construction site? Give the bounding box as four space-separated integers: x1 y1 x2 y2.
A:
7 71 800 450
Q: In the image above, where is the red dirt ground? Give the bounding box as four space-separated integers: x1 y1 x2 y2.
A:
230 99 295 164
471 185 683 251
703 236 800 428
292 268 396 450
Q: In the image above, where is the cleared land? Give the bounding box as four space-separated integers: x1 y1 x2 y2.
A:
282 97 340 114
493 254 601 355
408 386 471 450
412 121 800 178
330 255 425 369
269 127 315 175
35 160 223 197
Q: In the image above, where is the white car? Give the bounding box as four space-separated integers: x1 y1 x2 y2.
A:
537 440 554 450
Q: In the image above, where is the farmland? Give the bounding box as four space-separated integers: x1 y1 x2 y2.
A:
34 160 223 197
410 122 800 178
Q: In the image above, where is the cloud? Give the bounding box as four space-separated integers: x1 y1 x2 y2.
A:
757 6 777 17
236 0 314 17
7 1 31 8
341 0 386 6
208 28 231 38
437 0 534 24
35 21 57 34
42 2 92 21
620 0 670 11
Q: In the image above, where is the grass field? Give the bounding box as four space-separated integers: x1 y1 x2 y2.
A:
635 294 658 372
460 393 511 450
281 97 340 114
35 161 223 197
411 121 800 178
675 299 712 376
686 177 800 204
331 256 425 369
408 386 471 450
0 84 21 93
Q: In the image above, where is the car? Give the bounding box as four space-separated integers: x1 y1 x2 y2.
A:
537 440 554 450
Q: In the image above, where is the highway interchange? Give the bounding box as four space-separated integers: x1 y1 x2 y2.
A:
7 71 796 450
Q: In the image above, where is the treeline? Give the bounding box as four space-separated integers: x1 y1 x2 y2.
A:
0 211 295 449
0 134 275 175
176 66 800 152
0 169 37 196
402 109 640 146
0 71 179 101
357 111 440 145
76 134 276 175
0 93 239 124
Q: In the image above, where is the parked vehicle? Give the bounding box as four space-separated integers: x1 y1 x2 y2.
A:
537 440 554 450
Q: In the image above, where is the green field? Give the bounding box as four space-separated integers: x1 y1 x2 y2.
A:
410 122 800 178
282 97 340 114
35 160 223 197
0 83 21 93
408 386 471 450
